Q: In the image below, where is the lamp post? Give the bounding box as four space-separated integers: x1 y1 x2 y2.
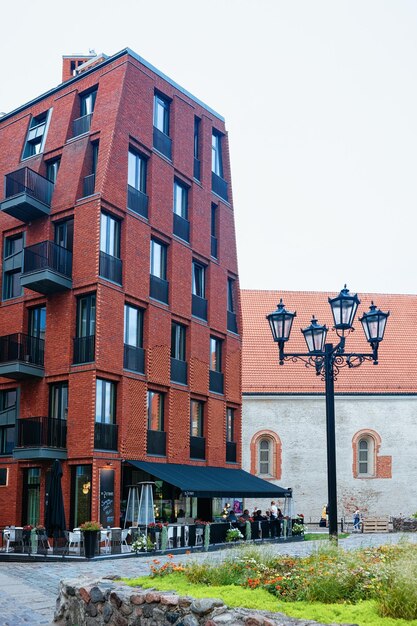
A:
267 286 389 540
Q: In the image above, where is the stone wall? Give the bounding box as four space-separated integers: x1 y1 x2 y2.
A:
54 577 357 626
392 517 417 532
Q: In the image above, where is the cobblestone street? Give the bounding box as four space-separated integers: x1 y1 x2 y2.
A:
1 533 416 626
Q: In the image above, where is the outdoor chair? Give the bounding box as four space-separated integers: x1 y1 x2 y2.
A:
4 527 23 553
195 527 203 546
100 529 111 553
167 525 177 548
121 528 131 552
65 530 81 553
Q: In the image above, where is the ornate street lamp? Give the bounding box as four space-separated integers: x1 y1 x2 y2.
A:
267 287 389 540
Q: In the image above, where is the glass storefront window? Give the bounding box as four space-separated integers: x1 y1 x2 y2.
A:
72 465 92 528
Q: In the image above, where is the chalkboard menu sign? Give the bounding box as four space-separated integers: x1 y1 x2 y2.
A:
99 469 115 527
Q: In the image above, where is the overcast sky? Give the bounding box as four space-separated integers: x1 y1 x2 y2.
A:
1 0 416 296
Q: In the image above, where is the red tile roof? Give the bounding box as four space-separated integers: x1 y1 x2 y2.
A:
241 289 417 394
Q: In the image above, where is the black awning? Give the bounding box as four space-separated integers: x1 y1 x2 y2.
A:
127 460 292 498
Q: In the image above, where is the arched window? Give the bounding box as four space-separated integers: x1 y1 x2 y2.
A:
352 429 391 480
259 438 271 475
250 430 282 479
358 438 371 475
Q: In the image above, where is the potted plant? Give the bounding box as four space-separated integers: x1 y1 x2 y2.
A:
79 521 101 558
226 527 244 542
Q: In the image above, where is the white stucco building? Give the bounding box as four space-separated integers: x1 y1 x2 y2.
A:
241 289 417 521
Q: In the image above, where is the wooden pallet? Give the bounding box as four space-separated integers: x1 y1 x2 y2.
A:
362 517 390 533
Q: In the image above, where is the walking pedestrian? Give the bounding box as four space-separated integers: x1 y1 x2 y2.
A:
353 508 361 532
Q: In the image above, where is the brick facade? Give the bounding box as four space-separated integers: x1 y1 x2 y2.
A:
0 49 241 528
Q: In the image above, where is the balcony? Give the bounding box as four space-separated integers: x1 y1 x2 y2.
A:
190 436 205 460
211 236 218 259
226 441 237 463
170 357 187 385
82 173 95 197
94 422 118 451
0 333 44 379
193 157 201 181
127 185 148 219
227 310 238 334
173 213 190 243
99 251 122 285
147 429 166 456
209 370 224 394
14 417 67 460
21 241 72 294
150 274 169 304
124 344 145 374
73 335 95 364
153 127 172 160
0 168 53 222
192 294 207 321
73 113 92 138
212 172 228 202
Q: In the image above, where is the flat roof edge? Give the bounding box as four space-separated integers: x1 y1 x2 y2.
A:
0 48 225 124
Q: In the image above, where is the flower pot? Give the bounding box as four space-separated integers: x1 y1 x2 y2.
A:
83 530 98 558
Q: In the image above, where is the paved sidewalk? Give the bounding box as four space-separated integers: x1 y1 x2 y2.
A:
0 532 416 626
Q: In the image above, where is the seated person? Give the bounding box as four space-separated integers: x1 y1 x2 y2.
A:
254 509 266 520
227 509 238 522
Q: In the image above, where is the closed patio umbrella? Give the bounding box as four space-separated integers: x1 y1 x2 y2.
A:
45 459 66 539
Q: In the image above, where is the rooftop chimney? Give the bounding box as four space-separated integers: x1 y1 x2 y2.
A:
61 53 98 83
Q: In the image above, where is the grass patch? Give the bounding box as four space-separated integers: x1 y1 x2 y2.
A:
304 533 349 541
124 574 417 625
123 542 417 625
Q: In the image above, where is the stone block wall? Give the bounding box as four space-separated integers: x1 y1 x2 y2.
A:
392 517 417 532
53 577 356 626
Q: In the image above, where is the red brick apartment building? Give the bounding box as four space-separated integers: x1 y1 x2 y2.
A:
0 48 251 529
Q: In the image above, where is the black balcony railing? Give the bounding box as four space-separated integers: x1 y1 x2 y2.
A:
147 429 166 456
192 294 207 321
212 172 228 202
194 157 201 181
153 127 172 160
150 274 169 304
4 168 54 207
124 344 145 373
170 357 187 385
209 370 224 394
127 185 149 219
18 416 67 449
99 251 122 285
190 436 205 460
173 213 190 242
23 240 72 278
82 173 95 197
73 335 95 364
227 310 238 334
226 441 237 463
94 422 118 451
211 236 218 259
73 113 92 137
0 333 44 366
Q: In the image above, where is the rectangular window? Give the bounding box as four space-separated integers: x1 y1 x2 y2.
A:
3 234 23 300
128 149 147 193
210 336 222 372
28 306 46 340
194 117 200 160
124 304 143 348
76 293 96 338
80 89 97 116
226 408 235 442
227 278 235 313
46 158 60 183
49 383 68 420
22 111 50 159
95 379 116 424
150 239 167 280
192 262 205 298
173 180 188 219
54 218 74 251
153 93 170 135
212 131 223 177
171 323 186 361
147 391 164 431
190 400 204 437
0 469 7 486
0 389 17 456
100 212 120 258
211 204 217 238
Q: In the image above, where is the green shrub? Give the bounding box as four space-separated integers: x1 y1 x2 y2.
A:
378 552 417 620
